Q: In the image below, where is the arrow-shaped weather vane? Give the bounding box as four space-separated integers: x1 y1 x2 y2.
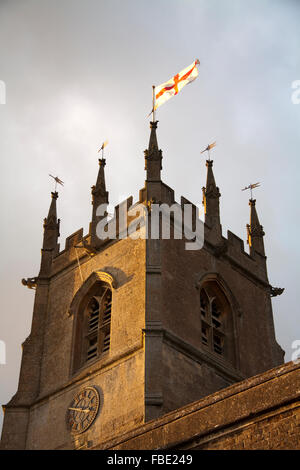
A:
49 174 64 192
241 182 261 199
98 140 108 158
200 141 216 161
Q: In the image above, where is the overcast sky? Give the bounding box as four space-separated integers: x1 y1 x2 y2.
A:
0 0 300 435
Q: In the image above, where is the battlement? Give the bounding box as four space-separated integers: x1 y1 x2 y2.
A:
139 181 175 205
48 185 268 287
65 228 83 250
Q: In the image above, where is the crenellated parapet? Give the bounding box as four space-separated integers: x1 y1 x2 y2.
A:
41 187 270 288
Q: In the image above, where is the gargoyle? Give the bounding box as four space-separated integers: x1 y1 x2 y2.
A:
270 286 285 297
21 277 37 289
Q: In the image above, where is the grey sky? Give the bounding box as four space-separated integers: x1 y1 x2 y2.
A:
0 0 299 434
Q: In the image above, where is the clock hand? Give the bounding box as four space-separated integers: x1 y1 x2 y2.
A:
68 407 91 413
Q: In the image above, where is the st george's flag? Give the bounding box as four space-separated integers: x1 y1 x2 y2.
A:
153 59 200 112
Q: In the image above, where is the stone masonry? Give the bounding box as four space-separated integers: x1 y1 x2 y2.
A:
0 122 287 449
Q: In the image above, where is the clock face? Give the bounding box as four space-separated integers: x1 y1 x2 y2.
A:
67 386 100 434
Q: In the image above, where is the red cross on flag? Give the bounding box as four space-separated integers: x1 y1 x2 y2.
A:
154 59 200 111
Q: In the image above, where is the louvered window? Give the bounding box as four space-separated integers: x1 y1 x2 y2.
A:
84 287 112 364
86 298 100 361
200 288 225 357
99 290 111 354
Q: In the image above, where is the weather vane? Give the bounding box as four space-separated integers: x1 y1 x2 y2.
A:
200 141 216 161
49 174 64 191
98 140 108 158
241 182 261 199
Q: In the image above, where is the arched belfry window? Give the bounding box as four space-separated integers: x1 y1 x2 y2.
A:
85 288 112 362
69 271 115 373
199 280 235 364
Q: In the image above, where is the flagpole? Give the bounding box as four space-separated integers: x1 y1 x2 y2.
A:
152 85 155 122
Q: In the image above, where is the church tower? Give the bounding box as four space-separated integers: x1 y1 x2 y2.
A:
0 123 284 449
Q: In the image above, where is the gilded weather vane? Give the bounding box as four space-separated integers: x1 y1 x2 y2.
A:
241 182 261 199
200 141 216 161
49 174 64 192
98 140 108 158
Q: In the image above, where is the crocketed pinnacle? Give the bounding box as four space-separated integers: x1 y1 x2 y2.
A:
144 121 162 182
202 160 221 234
43 192 60 248
90 158 109 248
46 191 58 223
247 199 265 256
92 158 108 201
